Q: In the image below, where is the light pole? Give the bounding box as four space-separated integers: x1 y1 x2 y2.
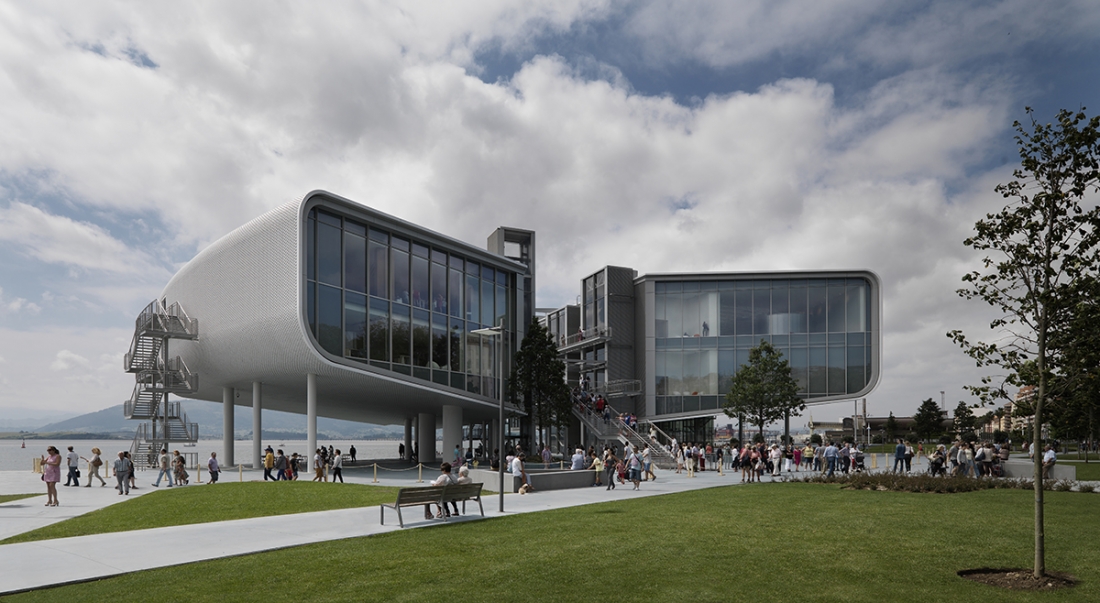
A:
472 318 505 513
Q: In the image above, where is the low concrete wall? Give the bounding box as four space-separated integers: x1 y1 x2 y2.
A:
1001 460 1076 480
468 468 600 492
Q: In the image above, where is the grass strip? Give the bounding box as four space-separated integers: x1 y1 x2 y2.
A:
4 483 1098 602
1 482 401 544
0 493 39 504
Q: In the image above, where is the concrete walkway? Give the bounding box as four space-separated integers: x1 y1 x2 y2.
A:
0 462 749 595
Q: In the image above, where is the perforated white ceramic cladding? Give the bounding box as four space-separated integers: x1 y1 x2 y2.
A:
162 192 503 425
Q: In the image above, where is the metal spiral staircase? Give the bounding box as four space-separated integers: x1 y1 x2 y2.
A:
123 300 200 468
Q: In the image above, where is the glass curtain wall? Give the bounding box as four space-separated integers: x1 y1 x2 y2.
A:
654 278 872 415
304 207 511 396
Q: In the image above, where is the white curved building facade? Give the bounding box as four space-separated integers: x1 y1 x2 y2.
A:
161 190 529 464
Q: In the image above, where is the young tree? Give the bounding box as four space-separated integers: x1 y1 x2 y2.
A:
510 319 571 448
912 398 945 442
949 107 1100 578
953 401 977 436
723 340 805 445
884 412 899 441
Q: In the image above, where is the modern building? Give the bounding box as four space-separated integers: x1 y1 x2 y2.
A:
125 190 528 466
124 190 883 464
546 267 882 446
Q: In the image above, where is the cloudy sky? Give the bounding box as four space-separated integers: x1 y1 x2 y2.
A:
1 1 1098 424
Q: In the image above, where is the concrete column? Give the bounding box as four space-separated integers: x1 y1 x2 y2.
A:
403 417 413 461
252 381 263 469
222 386 235 467
490 419 500 457
418 412 436 465
307 373 317 463
442 405 463 464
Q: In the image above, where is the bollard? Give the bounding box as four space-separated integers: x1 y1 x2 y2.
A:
196 465 204 484
373 463 378 484
871 454 878 469
417 463 423 483
239 464 243 482
560 460 564 470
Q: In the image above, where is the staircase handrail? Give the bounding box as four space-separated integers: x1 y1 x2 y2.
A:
557 325 612 349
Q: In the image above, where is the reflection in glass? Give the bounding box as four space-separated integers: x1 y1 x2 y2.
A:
368 241 388 298
827 286 846 333
392 250 410 305
345 292 367 358
412 256 429 309
412 309 430 367
317 223 342 287
369 297 389 361
392 305 410 365
344 232 366 293
318 284 342 355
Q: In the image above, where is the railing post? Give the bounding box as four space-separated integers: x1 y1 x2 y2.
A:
373 463 378 483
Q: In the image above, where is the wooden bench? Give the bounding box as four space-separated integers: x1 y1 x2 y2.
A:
380 483 484 528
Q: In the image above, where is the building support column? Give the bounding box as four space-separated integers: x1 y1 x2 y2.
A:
418 412 436 464
222 386 235 467
403 417 413 461
442 405 462 463
307 373 317 463
490 419 500 458
252 382 263 469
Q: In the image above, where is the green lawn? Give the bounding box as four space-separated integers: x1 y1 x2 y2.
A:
4 484 1098 602
1 482 401 544
0 493 39 504
1060 461 1100 481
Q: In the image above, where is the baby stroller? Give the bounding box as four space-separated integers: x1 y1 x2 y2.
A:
853 451 866 473
928 454 946 477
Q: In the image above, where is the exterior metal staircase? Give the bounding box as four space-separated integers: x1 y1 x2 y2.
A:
123 300 200 466
571 400 677 470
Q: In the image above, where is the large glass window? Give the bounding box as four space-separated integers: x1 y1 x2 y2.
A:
317 222 342 287
808 286 827 333
392 249 410 305
432 314 448 370
827 286 846 333
465 274 479 323
317 284 342 355
449 268 463 318
345 292 367 359
391 305 411 365
735 289 753 335
449 318 464 374
431 260 447 314
847 284 867 332
412 308 430 367
481 279 494 326
809 347 827 394
305 216 316 281
752 289 770 335
828 345 846 394
369 298 389 362
368 240 388 298
412 255 429 310
344 232 366 293
495 284 506 327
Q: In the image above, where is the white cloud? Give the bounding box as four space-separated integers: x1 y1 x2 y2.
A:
0 286 42 315
0 202 167 276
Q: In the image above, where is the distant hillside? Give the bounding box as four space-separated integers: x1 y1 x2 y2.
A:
35 400 404 439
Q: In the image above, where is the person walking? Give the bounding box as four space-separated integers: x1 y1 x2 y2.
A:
207 451 221 484
42 446 62 506
113 451 132 495
604 448 618 490
626 446 643 490
643 445 656 481
152 448 174 487
312 448 326 482
331 449 344 483
64 446 81 487
263 446 276 481
81 447 108 487
1042 444 1057 479
275 449 288 481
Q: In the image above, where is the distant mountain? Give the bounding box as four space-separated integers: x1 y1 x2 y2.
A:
0 408 80 432
33 400 404 439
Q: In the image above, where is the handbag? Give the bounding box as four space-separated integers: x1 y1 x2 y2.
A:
74 469 81 478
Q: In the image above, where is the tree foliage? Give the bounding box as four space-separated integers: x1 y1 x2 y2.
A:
953 401 976 434
510 320 571 435
912 399 945 442
949 107 1100 578
723 341 804 439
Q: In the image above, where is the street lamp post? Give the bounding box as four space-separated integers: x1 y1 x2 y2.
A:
472 318 506 513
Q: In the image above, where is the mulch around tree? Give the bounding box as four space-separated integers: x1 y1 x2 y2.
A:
958 568 1076 591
